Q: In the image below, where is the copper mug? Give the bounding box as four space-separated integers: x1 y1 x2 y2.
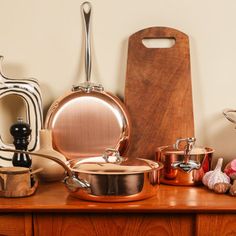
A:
0 167 41 197
156 138 214 186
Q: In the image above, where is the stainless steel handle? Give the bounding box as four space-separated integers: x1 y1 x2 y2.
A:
73 2 103 92
0 148 72 176
103 148 124 164
172 138 201 172
0 148 90 192
223 109 236 125
82 1 92 83
175 137 196 152
174 137 196 166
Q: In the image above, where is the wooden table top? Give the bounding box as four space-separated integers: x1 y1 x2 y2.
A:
0 182 235 213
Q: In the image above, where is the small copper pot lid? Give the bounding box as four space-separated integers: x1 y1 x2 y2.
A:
160 138 214 155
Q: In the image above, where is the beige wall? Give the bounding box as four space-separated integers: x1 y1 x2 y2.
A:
0 0 236 162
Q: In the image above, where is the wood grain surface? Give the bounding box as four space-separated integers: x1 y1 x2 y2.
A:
125 27 194 159
0 182 235 213
0 183 235 236
196 214 236 236
34 213 194 236
0 213 32 236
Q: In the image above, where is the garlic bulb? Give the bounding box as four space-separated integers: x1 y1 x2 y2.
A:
202 158 230 189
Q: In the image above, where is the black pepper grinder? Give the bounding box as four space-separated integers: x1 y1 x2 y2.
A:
10 118 32 168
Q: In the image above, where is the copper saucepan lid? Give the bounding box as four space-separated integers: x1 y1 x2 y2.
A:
161 138 213 155
68 149 161 175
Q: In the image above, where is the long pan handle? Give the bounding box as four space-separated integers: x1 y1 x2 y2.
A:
0 148 91 192
82 2 92 83
73 2 103 92
0 148 73 177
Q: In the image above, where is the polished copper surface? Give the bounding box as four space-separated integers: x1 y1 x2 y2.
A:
68 156 160 174
69 167 162 202
65 156 163 202
45 90 130 160
156 147 214 186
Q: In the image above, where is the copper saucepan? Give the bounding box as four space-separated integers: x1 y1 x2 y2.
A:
45 2 131 160
156 138 214 186
0 148 163 202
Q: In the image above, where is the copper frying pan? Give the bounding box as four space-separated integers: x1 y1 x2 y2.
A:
45 2 130 160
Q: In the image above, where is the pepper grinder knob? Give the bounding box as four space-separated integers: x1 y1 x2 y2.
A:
10 118 32 168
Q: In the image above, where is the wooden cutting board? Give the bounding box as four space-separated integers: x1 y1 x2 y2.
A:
124 27 194 159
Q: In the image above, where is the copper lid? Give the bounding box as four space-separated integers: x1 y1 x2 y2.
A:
67 149 161 175
161 138 213 155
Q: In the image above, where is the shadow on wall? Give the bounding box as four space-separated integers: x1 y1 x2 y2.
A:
1 62 26 78
189 36 206 141
115 38 129 100
38 81 53 122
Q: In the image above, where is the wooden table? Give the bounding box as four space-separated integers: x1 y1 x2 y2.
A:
0 182 235 236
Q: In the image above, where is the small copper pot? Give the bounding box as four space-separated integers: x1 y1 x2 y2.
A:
155 138 214 186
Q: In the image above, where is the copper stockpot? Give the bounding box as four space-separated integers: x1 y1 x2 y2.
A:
156 138 214 186
0 148 163 202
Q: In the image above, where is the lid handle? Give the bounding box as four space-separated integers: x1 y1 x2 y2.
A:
174 137 196 156
103 148 124 164
172 137 201 172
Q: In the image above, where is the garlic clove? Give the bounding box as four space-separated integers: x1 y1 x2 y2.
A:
208 171 230 189
213 182 231 194
202 170 213 186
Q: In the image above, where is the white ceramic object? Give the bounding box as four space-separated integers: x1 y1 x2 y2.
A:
32 129 66 182
0 55 43 151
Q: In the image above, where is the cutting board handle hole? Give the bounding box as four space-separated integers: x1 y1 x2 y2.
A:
142 38 175 48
